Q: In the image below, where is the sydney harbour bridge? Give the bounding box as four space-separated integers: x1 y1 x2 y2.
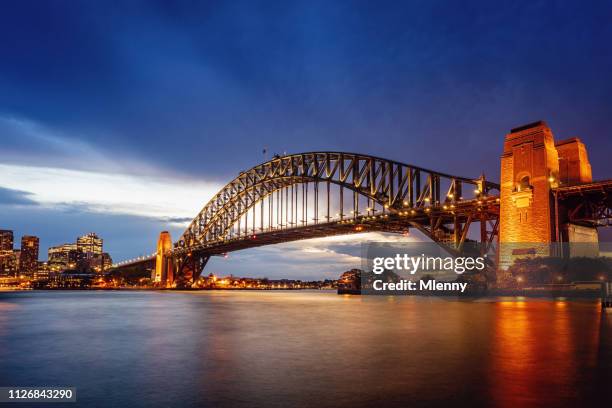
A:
113 121 612 287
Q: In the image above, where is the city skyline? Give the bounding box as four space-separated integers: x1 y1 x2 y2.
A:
1 1 611 279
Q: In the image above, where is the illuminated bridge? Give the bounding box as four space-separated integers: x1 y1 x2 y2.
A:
113 121 611 287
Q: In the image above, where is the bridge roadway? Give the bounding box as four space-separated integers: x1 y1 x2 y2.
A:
113 195 500 270
554 180 612 227
172 195 500 256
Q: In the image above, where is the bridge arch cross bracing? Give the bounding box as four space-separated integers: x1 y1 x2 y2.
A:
175 152 500 254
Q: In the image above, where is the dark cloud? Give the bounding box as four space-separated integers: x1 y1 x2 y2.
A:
0 1 610 181
0 187 38 206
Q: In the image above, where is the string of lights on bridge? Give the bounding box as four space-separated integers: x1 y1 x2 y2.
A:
113 191 501 269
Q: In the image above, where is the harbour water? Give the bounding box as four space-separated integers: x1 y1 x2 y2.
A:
0 291 610 407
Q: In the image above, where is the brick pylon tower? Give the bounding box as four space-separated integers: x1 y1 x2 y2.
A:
154 231 173 286
498 121 596 274
500 121 560 244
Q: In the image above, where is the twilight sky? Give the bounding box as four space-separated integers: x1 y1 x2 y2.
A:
1 1 611 279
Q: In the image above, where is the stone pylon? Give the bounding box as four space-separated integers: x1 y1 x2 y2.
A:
154 231 173 287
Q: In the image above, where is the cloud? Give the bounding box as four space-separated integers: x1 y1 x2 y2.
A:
161 216 195 224
0 115 116 173
0 186 38 206
0 115 187 178
204 231 424 280
0 163 222 220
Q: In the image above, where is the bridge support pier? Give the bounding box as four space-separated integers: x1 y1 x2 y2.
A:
498 121 598 281
170 253 210 288
154 231 173 287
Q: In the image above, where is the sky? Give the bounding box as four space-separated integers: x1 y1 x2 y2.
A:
1 1 611 279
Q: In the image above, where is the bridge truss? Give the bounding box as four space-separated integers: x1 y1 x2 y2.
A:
555 180 612 229
167 152 500 286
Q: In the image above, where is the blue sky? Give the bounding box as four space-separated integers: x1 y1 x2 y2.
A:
1 1 611 279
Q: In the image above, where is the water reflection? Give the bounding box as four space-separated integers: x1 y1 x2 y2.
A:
0 291 609 408
489 299 602 407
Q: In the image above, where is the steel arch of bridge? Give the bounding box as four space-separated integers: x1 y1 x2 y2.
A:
176 152 500 256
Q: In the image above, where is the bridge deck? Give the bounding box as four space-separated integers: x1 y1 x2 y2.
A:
554 180 612 227
175 196 499 256
554 179 612 196
113 196 500 270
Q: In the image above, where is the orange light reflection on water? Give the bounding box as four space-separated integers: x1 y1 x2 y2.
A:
489 299 601 408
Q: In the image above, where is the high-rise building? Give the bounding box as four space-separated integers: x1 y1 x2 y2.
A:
13 249 20 272
0 230 14 251
20 235 40 275
0 252 17 276
0 230 16 276
77 233 103 256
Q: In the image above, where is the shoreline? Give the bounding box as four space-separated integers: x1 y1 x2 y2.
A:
0 287 604 300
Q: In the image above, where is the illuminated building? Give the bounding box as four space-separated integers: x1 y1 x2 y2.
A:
47 233 110 273
34 261 51 281
77 232 103 256
0 230 14 251
48 243 80 271
20 235 40 276
89 252 113 273
0 230 16 276
102 253 112 269
13 249 20 271
0 252 17 276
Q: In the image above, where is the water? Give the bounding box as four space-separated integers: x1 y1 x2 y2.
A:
0 291 610 408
